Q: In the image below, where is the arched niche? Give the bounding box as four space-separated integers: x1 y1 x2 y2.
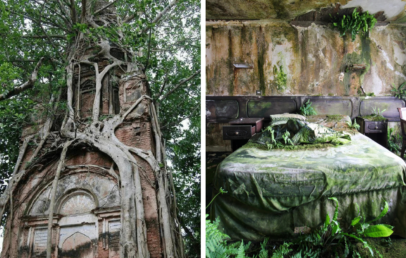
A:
56 190 98 258
28 173 120 216
20 173 121 257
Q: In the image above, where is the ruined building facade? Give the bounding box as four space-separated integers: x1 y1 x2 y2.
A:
0 49 175 257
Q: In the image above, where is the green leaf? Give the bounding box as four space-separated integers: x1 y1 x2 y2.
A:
329 197 339 220
351 216 361 226
324 213 331 227
331 221 341 235
343 233 374 256
364 224 394 238
368 201 389 223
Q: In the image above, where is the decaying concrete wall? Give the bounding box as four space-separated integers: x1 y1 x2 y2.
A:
206 0 406 21
206 20 406 97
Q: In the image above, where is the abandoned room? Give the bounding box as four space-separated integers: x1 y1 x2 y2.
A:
206 0 406 257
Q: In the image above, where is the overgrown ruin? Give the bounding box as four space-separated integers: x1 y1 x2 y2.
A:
0 1 183 257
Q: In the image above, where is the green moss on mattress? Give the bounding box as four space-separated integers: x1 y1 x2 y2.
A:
361 115 387 121
325 115 345 122
242 141 336 151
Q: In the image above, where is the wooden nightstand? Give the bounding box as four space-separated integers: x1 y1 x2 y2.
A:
355 116 388 147
223 118 264 140
223 118 264 151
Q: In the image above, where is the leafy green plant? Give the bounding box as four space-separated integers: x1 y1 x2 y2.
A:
391 81 406 100
282 131 294 146
347 119 360 130
299 100 317 116
206 187 227 209
271 242 292 258
265 126 276 150
331 9 377 41
273 65 288 91
292 198 393 257
372 107 386 117
387 128 401 155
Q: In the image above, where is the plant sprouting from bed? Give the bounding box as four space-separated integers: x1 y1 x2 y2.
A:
299 100 317 116
265 126 276 144
347 119 360 130
282 131 294 145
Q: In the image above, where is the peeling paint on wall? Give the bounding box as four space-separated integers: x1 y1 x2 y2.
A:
206 21 406 97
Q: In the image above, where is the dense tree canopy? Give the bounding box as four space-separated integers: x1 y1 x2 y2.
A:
0 0 200 256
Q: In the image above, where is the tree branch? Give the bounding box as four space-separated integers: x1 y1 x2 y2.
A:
81 0 87 22
160 107 199 131
144 27 152 72
0 58 45 101
159 69 200 101
141 0 179 34
94 0 119 15
70 0 77 25
20 35 66 39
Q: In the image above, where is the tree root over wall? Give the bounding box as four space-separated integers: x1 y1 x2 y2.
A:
0 12 184 258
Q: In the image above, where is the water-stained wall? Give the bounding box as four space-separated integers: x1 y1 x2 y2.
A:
206 20 406 97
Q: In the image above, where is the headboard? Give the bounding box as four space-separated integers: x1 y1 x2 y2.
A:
206 96 405 123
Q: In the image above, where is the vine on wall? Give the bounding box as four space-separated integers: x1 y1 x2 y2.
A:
331 9 377 41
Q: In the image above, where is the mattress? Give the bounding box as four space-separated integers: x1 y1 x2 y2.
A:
211 133 406 240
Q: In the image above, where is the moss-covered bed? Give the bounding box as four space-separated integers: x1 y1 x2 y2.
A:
210 115 406 241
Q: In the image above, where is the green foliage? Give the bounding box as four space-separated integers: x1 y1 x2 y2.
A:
264 126 294 150
391 82 406 100
0 0 201 256
206 187 227 209
206 216 251 258
372 107 386 117
331 9 377 41
347 119 360 130
291 198 393 257
362 115 387 122
299 100 317 116
271 242 292 258
257 238 269 258
282 131 294 146
206 216 232 258
387 128 402 155
273 65 287 91
207 198 393 257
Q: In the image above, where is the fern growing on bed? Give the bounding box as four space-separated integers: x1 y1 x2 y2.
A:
347 119 360 130
299 100 317 116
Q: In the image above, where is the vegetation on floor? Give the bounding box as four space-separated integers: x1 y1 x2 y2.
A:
387 128 402 155
207 196 394 258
